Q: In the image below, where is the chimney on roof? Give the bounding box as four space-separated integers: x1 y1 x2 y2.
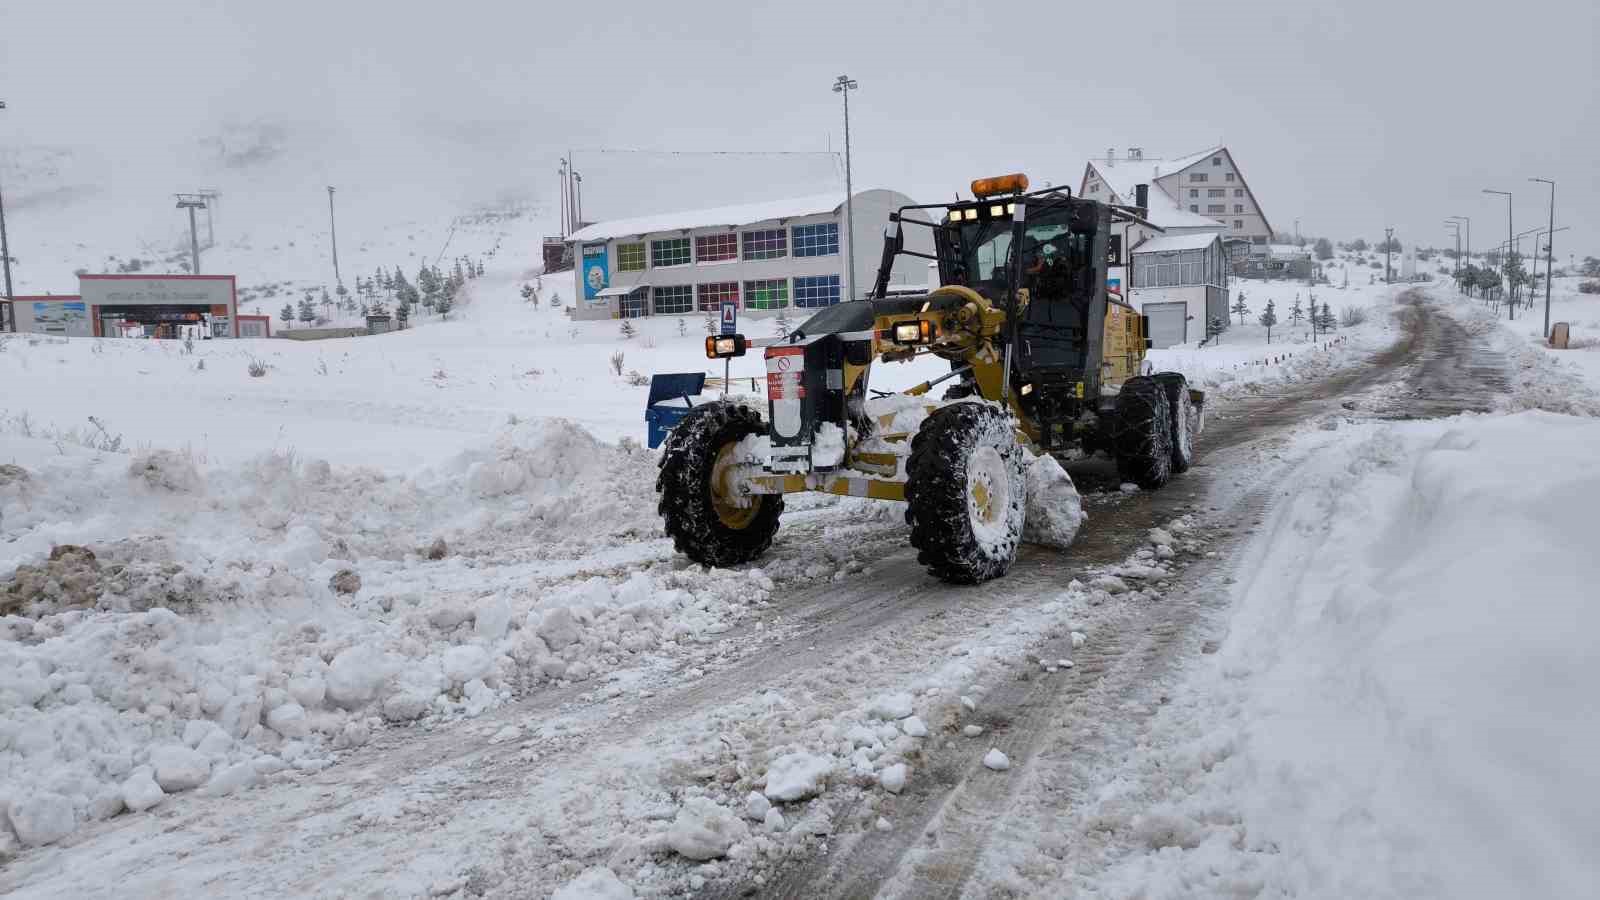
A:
1134 184 1149 217
1128 147 1143 161
1106 147 1116 165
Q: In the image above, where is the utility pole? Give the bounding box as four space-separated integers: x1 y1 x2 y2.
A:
833 74 859 301
1384 226 1394 283
0 99 14 332
1483 189 1512 319
175 194 207 275
1531 178 1555 338
199 189 219 247
566 149 578 237
326 186 342 289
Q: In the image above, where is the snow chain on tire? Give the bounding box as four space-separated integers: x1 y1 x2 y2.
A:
1113 376 1174 489
656 402 783 568
904 402 1028 584
1151 372 1196 474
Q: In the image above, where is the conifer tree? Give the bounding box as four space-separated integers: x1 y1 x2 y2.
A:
1231 291 1250 326
1258 298 1278 343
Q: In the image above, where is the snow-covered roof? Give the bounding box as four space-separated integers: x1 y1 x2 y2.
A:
1132 233 1222 255
1085 159 1224 232
567 193 845 244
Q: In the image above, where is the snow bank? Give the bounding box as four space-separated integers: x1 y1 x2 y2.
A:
0 417 775 850
1086 412 1600 898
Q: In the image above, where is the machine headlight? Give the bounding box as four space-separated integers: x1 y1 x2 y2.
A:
1020 383 1034 396
705 334 747 359
891 321 937 344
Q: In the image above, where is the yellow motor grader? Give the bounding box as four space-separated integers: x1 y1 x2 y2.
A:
657 174 1202 583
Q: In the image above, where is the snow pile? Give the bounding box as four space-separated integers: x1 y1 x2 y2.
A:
1022 453 1084 549
0 417 777 850
1085 413 1600 898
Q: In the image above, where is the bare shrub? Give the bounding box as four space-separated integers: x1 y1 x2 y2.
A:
609 351 625 376
1578 280 1600 295
626 370 649 387
247 358 268 377
1340 306 1369 327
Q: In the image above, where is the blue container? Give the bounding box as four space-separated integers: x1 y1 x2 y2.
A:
645 373 707 449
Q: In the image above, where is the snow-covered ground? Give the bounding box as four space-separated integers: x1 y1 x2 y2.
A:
982 286 1600 899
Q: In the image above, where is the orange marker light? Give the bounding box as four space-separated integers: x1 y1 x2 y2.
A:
970 173 1030 198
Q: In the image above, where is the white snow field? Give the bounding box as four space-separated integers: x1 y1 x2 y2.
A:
973 288 1600 899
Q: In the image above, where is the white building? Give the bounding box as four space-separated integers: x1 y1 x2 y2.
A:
1128 232 1231 347
563 190 931 321
1081 146 1274 251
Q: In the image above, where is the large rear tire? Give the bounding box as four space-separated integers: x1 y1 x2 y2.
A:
1152 373 1195 474
656 402 782 568
905 403 1027 584
1113 376 1174 489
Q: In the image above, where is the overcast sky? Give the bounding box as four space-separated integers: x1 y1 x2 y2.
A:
4 0 1596 260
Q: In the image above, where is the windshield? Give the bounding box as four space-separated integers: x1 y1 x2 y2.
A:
944 208 1080 304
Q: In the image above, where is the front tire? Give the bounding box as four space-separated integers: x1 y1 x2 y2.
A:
1152 373 1195 474
656 402 783 568
1113 376 1174 489
905 403 1027 584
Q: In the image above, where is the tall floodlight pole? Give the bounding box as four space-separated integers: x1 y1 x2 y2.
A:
833 74 859 301
558 159 569 237
574 171 583 228
1483 189 1512 319
175 194 207 275
1531 178 1555 337
326 186 342 288
1384 226 1395 283
1443 222 1460 279
0 99 14 332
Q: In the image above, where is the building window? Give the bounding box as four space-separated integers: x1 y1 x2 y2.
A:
1208 188 1225 198
742 229 787 260
620 288 649 318
1234 204 1244 214
791 223 839 258
697 281 738 312
695 233 737 263
744 278 789 309
1190 173 1208 183
1188 188 1198 198
1234 220 1244 230
793 274 841 308
1190 204 1199 213
1212 156 1222 166
1208 204 1225 214
1133 248 1213 289
1234 188 1244 198
1089 182 1099 194
1226 173 1236 182
617 243 646 272
652 285 694 315
651 238 691 268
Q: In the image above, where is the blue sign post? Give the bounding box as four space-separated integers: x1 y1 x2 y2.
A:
720 298 738 335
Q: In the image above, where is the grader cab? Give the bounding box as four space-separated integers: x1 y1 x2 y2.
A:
657 175 1202 584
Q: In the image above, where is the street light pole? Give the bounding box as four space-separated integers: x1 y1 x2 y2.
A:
1443 222 1460 280
1384 226 1395 283
1483 189 1512 319
0 99 14 332
1531 178 1555 337
327 186 342 289
833 74 859 302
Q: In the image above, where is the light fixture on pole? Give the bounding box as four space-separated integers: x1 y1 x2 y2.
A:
1530 178 1555 337
1482 189 1513 319
175 193 208 276
833 74 859 302
0 98 14 332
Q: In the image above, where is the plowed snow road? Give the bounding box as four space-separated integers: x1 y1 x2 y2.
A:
2 291 1503 900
